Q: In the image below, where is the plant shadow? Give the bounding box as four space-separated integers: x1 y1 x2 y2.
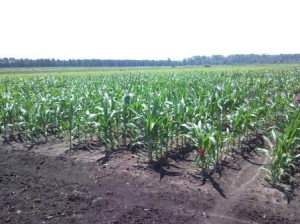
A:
188 172 227 198
149 157 183 181
263 180 293 204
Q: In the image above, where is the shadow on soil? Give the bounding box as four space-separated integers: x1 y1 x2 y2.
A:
264 180 293 204
188 172 227 198
147 146 195 180
152 163 182 181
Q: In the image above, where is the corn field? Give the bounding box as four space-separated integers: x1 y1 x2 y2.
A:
1 69 300 184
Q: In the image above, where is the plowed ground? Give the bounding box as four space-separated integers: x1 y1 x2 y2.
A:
1 140 300 224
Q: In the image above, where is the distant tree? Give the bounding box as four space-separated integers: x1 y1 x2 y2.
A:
0 54 300 68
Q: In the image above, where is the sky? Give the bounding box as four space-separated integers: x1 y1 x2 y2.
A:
0 0 299 60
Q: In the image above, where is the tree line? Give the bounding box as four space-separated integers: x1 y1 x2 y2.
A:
0 54 300 68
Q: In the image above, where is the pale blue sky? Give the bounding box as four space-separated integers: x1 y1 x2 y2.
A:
0 0 299 60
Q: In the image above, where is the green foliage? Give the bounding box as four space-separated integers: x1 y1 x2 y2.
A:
258 108 300 184
0 68 300 182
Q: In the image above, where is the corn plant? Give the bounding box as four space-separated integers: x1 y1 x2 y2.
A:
258 109 300 184
95 92 117 151
119 93 134 146
1 67 300 183
182 121 221 176
130 94 170 161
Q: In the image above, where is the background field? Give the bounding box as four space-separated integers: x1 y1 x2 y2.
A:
1 63 300 77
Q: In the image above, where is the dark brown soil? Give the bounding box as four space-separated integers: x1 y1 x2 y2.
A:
1 140 300 224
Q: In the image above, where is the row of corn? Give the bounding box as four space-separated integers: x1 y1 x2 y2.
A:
0 70 299 183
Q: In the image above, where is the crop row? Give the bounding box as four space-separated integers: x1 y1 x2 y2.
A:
0 70 299 184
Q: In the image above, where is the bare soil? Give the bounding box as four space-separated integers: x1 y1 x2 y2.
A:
1 139 300 224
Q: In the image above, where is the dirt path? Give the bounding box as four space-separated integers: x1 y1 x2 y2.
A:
204 154 267 224
1 142 299 224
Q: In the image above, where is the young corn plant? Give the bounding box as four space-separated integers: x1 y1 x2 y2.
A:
258 109 300 185
131 96 166 161
182 121 221 176
173 98 190 148
35 97 54 142
95 92 117 151
62 95 76 149
120 93 134 146
20 100 40 145
2 101 16 143
259 131 292 185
